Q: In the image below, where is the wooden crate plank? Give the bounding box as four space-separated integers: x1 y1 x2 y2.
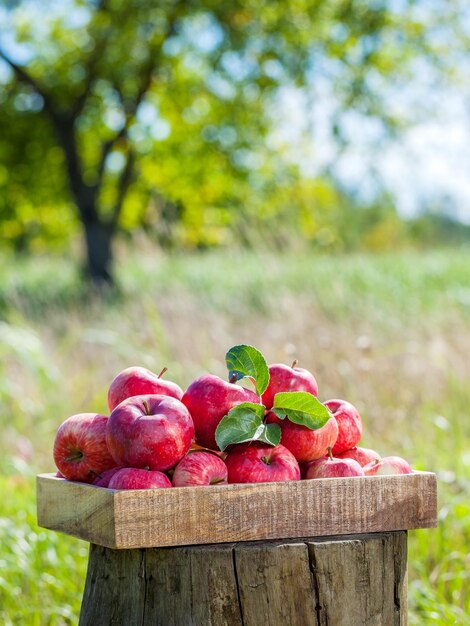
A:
36 472 437 549
36 475 116 547
308 531 408 626
112 472 436 548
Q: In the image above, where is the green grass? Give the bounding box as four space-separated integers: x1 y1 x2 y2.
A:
1 246 470 624
0 475 87 626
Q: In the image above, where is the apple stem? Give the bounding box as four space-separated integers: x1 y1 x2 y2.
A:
157 367 168 379
261 455 272 465
142 400 150 415
291 359 298 368
327 446 333 461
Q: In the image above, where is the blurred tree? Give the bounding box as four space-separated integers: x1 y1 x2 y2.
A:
0 0 456 282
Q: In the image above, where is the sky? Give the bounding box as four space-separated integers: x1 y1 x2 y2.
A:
271 67 470 224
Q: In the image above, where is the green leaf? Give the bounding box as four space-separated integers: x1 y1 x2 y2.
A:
272 392 331 430
215 402 281 451
256 422 282 447
225 344 270 396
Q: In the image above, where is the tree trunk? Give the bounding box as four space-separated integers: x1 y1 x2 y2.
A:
83 217 114 285
51 116 115 286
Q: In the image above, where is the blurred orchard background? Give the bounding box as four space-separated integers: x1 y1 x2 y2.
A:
0 0 469 623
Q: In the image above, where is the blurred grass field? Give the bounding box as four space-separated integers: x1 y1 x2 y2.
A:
1 247 470 625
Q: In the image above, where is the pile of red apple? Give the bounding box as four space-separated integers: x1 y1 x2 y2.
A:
52 344 413 490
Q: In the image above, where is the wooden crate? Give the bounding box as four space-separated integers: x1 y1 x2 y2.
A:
37 471 437 549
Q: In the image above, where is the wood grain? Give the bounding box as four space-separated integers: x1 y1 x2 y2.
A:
79 533 408 625
37 475 115 546
144 544 242 625
308 532 408 625
234 542 318 625
79 545 146 626
37 472 437 549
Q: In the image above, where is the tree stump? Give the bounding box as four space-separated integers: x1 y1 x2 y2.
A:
79 531 407 626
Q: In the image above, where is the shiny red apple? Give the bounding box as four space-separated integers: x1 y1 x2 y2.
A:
336 446 381 467
172 451 228 487
107 394 194 472
305 449 364 479
364 456 412 476
108 366 183 411
108 467 172 490
299 456 328 479
225 443 300 484
182 375 260 449
53 413 117 483
261 362 318 410
93 466 123 488
265 412 338 462
325 399 363 455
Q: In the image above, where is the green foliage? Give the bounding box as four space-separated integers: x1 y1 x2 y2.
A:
0 105 76 252
0 476 87 626
215 402 281 451
272 392 331 430
0 0 460 260
225 344 269 395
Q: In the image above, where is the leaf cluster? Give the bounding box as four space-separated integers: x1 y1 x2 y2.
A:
0 0 455 252
216 344 331 451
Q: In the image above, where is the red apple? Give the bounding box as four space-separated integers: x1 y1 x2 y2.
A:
172 451 228 487
325 399 363 455
261 362 319 410
107 394 194 472
225 443 300 484
336 446 381 467
53 413 116 483
305 450 364 479
93 466 123 488
182 375 260 450
299 456 328 479
108 366 183 411
265 412 338 462
364 456 412 476
108 468 172 490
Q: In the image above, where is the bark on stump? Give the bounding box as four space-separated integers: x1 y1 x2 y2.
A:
79 531 408 626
